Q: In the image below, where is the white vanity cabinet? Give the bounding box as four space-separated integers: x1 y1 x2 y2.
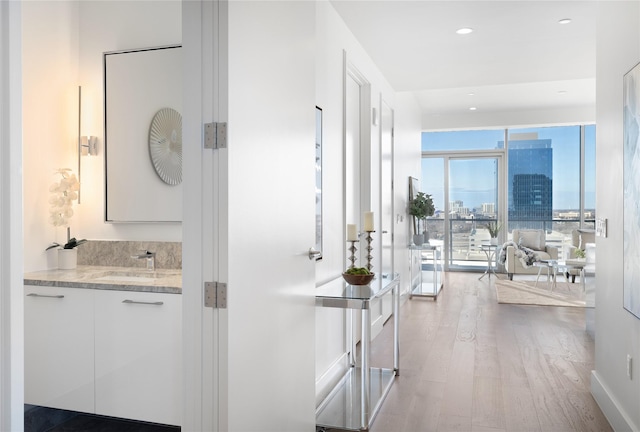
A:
94 290 182 426
24 285 95 412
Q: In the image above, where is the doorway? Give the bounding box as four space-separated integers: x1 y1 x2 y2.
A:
422 154 504 272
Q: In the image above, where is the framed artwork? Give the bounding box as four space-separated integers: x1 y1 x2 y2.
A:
623 61 640 318
409 176 420 235
409 176 420 200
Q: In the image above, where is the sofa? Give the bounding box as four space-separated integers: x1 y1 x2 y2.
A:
504 229 559 280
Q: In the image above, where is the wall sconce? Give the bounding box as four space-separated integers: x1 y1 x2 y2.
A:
81 136 98 156
77 86 99 203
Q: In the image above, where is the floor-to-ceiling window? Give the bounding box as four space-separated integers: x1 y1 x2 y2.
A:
507 126 581 239
421 124 595 271
421 129 505 270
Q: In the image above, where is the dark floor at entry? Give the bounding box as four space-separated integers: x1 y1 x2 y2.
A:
24 405 180 432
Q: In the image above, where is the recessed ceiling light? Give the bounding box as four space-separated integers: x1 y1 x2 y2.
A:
468 92 475 96
558 18 572 24
469 107 477 111
456 28 473 35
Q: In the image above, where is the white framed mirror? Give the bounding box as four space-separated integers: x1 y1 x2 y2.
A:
104 45 182 222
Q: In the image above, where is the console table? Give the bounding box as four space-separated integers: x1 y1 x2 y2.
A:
315 273 400 431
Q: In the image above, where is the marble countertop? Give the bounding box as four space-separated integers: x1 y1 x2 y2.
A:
24 265 182 294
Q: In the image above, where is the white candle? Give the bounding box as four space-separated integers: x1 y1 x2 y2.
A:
347 224 358 241
364 212 374 231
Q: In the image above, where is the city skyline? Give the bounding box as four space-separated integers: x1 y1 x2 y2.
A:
421 125 596 213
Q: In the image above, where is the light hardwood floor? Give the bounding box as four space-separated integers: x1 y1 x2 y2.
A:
367 271 612 432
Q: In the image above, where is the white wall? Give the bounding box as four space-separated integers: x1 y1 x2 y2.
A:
22 1 79 272
314 0 421 403
22 1 181 273
394 91 423 287
591 2 640 430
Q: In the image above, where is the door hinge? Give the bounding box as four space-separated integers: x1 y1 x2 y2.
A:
204 122 227 149
204 281 227 308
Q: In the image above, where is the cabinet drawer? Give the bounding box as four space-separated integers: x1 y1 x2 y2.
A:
94 290 181 426
24 285 95 412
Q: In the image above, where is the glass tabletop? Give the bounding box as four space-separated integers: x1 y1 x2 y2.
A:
556 260 585 269
534 259 557 267
316 272 400 302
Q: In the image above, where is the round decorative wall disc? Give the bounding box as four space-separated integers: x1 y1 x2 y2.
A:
149 107 182 185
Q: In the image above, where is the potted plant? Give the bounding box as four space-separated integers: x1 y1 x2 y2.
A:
46 237 88 269
46 237 88 251
485 221 502 245
45 169 84 269
408 192 435 245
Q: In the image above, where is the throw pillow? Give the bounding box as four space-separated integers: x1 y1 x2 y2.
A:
518 230 544 251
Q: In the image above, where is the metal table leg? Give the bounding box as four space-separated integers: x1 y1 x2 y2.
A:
361 308 370 429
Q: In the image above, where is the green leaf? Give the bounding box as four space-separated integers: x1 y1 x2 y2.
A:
45 242 60 251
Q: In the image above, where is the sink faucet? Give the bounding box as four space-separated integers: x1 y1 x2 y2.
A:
131 250 156 271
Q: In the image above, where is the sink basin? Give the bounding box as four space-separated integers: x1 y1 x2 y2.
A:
94 275 157 283
93 271 161 283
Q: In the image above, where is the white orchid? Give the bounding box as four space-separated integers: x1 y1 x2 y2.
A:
48 168 80 227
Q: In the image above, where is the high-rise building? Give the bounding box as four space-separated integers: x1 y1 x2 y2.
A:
481 202 495 215
507 136 553 223
511 173 552 219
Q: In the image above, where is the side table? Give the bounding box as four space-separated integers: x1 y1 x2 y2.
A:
555 260 586 293
479 244 499 280
409 244 443 299
533 259 557 290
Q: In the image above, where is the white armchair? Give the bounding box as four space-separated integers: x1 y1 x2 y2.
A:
565 229 596 282
504 229 558 280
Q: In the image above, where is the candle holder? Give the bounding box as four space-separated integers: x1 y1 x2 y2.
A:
365 230 375 271
348 240 358 269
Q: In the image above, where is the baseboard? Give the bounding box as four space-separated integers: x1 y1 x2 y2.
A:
315 352 349 407
591 370 639 431
371 313 384 339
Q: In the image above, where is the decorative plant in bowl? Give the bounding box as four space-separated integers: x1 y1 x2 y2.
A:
342 267 375 285
485 220 502 244
574 248 586 259
408 192 435 246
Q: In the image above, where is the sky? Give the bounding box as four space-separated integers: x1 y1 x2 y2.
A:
420 125 596 212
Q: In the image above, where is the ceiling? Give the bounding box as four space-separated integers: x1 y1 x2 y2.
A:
330 1 596 124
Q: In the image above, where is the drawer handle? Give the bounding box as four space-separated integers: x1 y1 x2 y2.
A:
26 293 64 299
122 299 164 306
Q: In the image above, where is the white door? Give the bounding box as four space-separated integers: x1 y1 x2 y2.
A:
1 2 24 430
380 102 394 278
182 2 221 430
183 2 317 431
346 68 364 348
345 72 362 256
379 101 394 321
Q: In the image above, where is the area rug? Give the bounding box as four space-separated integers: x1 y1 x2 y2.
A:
495 279 586 307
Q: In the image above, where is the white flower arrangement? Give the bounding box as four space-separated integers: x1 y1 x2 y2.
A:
48 168 79 227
